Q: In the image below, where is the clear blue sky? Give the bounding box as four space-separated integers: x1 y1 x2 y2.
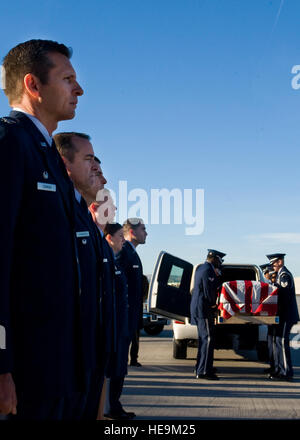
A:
1 0 300 276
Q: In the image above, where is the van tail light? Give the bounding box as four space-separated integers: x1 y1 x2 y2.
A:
174 320 185 324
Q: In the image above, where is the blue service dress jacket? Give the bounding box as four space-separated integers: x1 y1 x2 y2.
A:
107 256 130 378
74 197 103 375
99 235 117 363
118 241 144 338
0 111 86 397
276 266 299 325
190 261 219 323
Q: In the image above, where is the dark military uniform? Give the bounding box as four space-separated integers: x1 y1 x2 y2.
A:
190 262 218 377
0 111 95 419
98 234 116 372
190 250 224 379
266 269 277 374
274 266 299 377
72 196 104 420
266 253 299 379
119 241 143 365
104 257 131 417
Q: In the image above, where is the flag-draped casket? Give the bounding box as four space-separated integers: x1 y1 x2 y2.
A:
218 280 278 320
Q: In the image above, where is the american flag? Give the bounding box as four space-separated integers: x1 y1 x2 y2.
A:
218 280 278 320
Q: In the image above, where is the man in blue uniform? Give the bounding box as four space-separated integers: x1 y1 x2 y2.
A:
263 266 278 375
103 222 135 420
119 219 147 367
54 132 106 418
266 253 299 381
190 249 226 380
0 40 85 419
88 166 116 375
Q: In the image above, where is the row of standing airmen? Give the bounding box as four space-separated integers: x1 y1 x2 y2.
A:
0 39 147 420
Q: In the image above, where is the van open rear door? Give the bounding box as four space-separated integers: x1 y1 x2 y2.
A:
148 251 193 321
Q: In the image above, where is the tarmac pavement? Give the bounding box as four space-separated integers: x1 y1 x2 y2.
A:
122 326 300 420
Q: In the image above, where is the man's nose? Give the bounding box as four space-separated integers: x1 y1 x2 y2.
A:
74 81 84 96
102 175 107 185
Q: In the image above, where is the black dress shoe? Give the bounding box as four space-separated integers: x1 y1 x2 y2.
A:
196 373 219 380
121 409 136 418
130 361 142 367
269 374 293 382
104 410 135 420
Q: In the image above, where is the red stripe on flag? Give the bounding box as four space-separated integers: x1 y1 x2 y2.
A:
255 303 277 316
244 280 253 314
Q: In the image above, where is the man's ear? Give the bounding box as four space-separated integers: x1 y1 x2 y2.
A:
23 73 41 100
129 228 136 240
90 202 98 213
105 233 112 242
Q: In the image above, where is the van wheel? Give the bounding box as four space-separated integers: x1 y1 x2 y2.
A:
256 341 269 362
173 339 187 359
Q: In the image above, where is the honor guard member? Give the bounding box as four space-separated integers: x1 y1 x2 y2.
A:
55 132 106 418
264 268 278 375
260 264 271 281
0 40 85 419
266 253 299 381
190 249 226 380
119 219 147 367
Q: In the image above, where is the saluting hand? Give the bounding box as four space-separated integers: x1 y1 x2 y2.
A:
0 373 17 415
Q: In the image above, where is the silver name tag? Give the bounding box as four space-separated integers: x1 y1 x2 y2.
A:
133 265 139 269
103 258 108 263
0 325 6 350
37 182 56 192
76 231 90 238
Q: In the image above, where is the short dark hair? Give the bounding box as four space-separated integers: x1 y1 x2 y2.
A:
54 132 90 162
2 39 72 104
104 222 122 237
123 218 144 235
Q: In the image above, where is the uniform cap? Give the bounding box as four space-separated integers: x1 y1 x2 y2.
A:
266 253 286 264
260 263 271 274
207 249 226 261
